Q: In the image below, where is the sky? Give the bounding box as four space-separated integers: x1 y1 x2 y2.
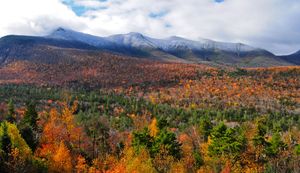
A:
0 0 299 55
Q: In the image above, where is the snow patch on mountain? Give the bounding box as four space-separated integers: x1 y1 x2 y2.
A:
48 27 113 47
48 27 259 53
106 32 157 48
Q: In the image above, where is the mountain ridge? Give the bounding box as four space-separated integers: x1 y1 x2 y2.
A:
48 27 261 53
0 27 298 67
45 27 287 66
279 50 300 65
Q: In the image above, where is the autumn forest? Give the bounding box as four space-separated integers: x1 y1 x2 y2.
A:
0 65 300 173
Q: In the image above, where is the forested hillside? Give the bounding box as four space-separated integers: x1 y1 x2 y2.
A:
0 66 299 172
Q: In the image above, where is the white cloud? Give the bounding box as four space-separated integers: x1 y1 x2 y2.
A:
0 0 299 55
0 0 85 36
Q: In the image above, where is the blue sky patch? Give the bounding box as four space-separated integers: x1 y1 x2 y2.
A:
165 23 172 28
62 0 107 16
215 0 224 3
149 11 168 18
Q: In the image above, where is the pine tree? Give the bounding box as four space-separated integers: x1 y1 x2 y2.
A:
199 116 213 142
20 126 37 152
265 132 287 157
152 129 182 160
1 122 12 158
19 102 39 151
253 118 268 147
251 117 277 166
193 151 204 169
6 99 16 123
208 123 246 160
0 123 11 173
132 127 182 160
295 144 300 155
132 128 153 152
22 102 38 130
157 117 168 130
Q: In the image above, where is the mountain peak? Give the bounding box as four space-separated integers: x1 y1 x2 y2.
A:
48 27 112 47
168 36 184 40
125 32 146 39
49 27 77 37
56 27 66 32
48 27 78 40
107 32 157 48
127 32 143 36
52 27 74 34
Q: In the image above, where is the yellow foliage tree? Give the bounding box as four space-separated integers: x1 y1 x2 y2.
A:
123 147 156 173
149 118 158 137
0 121 32 157
169 161 187 173
50 142 72 173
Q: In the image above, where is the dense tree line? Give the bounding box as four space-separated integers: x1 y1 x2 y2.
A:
0 66 299 172
0 85 299 172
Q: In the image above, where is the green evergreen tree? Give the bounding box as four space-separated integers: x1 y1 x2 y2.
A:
132 128 182 159
199 116 213 142
1 122 12 156
6 99 16 123
19 102 39 151
132 128 153 151
22 102 38 130
253 118 269 147
0 122 12 173
295 144 300 155
252 117 270 166
208 123 246 160
157 117 168 130
265 132 287 157
152 129 182 160
193 151 204 169
20 126 37 152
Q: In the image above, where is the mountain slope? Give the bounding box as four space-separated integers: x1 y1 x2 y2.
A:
49 28 187 62
0 35 98 64
0 33 206 88
47 27 290 67
279 50 300 65
0 46 207 88
48 28 258 53
47 27 113 48
0 28 297 89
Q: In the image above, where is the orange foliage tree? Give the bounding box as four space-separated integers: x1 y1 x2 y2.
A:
36 101 88 170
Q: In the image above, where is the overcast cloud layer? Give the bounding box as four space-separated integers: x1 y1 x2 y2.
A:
0 0 299 55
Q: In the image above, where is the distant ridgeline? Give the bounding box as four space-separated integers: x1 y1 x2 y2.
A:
0 27 298 67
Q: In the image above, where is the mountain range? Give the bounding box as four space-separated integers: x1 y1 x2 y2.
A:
0 27 299 67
